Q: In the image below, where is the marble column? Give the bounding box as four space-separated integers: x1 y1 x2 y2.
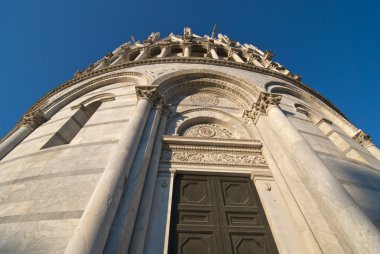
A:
229 48 244 63
157 45 170 58
183 43 191 57
0 110 46 160
64 85 159 254
255 92 380 253
209 47 219 59
111 50 128 65
134 48 148 61
248 54 264 67
103 100 164 254
128 105 171 254
353 130 380 161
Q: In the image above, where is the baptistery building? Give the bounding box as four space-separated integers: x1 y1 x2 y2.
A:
0 28 379 254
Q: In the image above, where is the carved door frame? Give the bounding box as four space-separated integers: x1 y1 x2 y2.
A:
157 135 307 253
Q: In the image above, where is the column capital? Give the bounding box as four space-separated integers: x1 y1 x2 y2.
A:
135 85 159 102
255 92 282 113
20 109 47 130
242 92 282 124
353 130 373 148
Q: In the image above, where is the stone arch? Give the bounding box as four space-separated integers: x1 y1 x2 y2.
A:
42 73 145 119
294 102 324 123
266 83 305 100
190 44 208 57
153 69 261 108
70 93 116 110
149 45 162 58
166 108 254 139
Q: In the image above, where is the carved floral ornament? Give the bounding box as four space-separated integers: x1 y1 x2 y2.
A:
190 93 219 106
135 85 159 101
160 136 268 168
160 150 267 168
243 92 282 124
182 124 233 139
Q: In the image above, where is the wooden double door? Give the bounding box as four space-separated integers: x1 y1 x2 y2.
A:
169 174 278 254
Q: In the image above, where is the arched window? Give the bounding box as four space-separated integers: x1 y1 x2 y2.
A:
41 100 102 149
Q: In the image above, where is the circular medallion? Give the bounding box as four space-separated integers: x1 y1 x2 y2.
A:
190 93 219 106
198 126 216 137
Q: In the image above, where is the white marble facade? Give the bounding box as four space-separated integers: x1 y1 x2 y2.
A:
0 29 379 253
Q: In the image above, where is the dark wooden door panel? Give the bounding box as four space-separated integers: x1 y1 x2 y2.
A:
169 174 278 254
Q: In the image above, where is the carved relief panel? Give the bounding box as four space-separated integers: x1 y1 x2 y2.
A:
182 124 233 139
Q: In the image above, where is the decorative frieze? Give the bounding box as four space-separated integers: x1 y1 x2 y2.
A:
160 136 267 168
160 150 267 167
135 85 159 102
353 130 372 148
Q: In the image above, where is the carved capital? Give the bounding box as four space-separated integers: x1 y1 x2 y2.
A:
20 109 47 130
242 109 260 124
135 85 159 102
353 130 372 148
254 92 282 113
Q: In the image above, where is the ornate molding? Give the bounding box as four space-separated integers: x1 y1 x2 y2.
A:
20 110 47 130
182 124 233 139
190 93 219 106
353 130 373 148
254 92 282 113
161 136 267 168
170 107 254 139
242 92 281 124
160 78 253 109
242 109 260 124
161 151 267 167
135 85 159 101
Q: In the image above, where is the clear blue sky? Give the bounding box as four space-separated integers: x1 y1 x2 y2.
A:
0 0 379 144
